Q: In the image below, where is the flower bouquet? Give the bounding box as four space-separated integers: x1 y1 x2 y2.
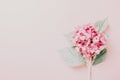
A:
60 18 109 80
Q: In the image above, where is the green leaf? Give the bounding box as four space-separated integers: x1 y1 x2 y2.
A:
94 18 108 32
93 49 107 65
59 47 86 67
64 32 74 46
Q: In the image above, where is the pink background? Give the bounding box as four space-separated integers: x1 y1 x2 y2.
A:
0 0 119 80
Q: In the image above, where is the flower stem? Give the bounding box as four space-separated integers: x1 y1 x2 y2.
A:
87 58 92 80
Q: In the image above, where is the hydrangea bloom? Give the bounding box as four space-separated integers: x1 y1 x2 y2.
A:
72 24 107 59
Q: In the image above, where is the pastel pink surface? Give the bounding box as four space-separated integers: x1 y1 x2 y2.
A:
0 0 119 80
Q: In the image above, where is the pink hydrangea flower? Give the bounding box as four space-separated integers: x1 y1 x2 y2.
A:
72 24 107 59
